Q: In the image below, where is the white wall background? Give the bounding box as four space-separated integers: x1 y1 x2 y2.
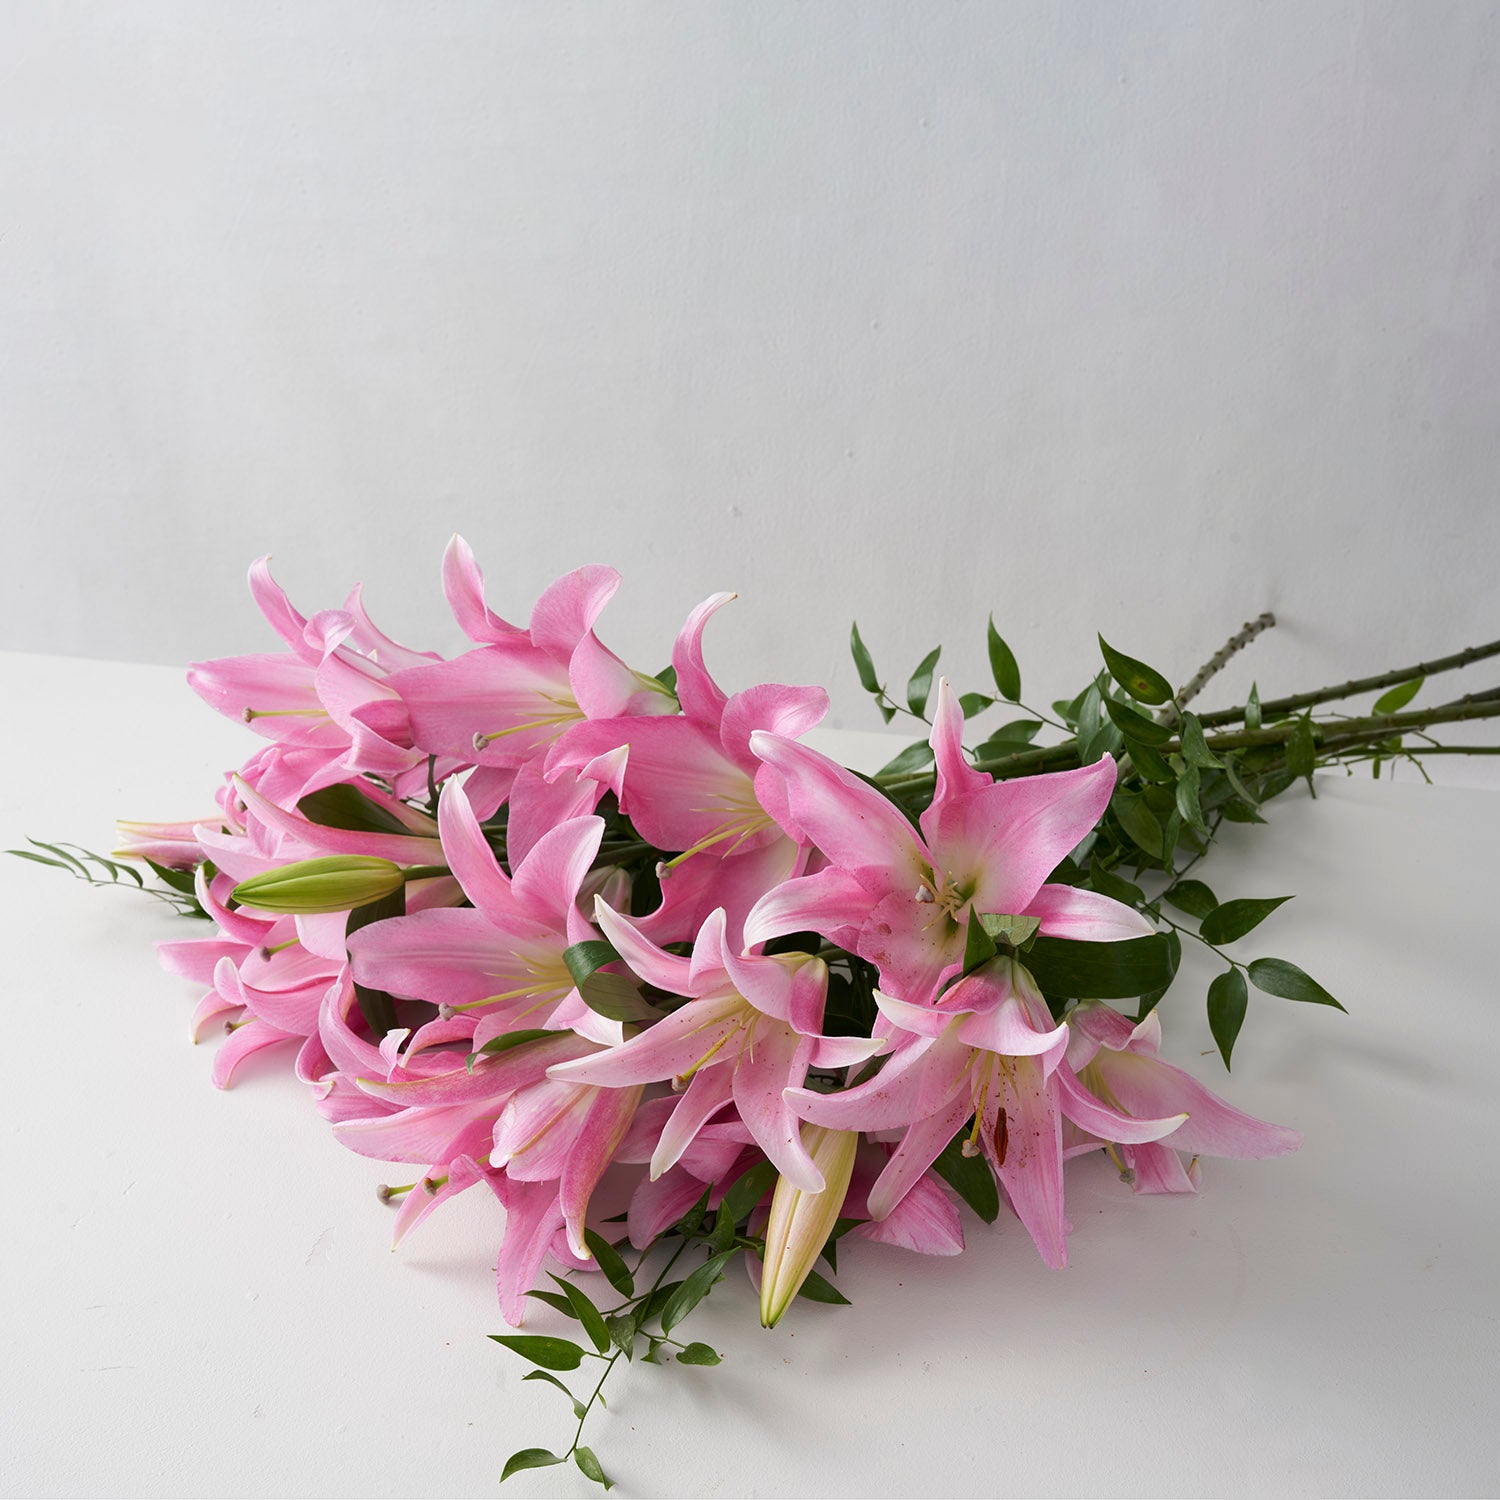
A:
2 1 1498 736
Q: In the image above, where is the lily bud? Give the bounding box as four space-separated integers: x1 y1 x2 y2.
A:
231 855 405 914
759 1125 858 1329
113 818 209 870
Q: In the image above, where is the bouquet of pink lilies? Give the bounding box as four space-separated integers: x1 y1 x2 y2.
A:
63 538 1498 1489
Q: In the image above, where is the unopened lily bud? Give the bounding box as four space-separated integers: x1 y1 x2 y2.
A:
759 1126 858 1329
231 855 405 915
114 818 209 869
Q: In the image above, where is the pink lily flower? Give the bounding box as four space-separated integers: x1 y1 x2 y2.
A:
786 959 1186 1267
383 539 674 774
1065 1001 1301 1192
547 593 828 942
347 780 622 1045
747 678 1153 1004
114 817 210 869
546 901 885 1191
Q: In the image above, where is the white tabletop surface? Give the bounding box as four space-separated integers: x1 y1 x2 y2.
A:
2 649 1497 1499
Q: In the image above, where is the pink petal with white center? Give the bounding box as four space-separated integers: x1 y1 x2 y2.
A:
338 582 442 671
391 1154 489 1246
233 774 445 864
651 1066 737 1180
159 937 250 986
442 535 527 645
510 816 604 928
494 1081 595 1180
593 899 696 996
628 1164 710 1251
1124 1140 1198 1194
1023 883 1156 942
954 996 1071 1067
924 756 1119 920
743 866 877 951
568 632 675 719
750 731 925 879
294 911 349 963
317 971 385 1076
560 1083 643 1256
722 944 826 1031
688 907 730 991
872 988 957 1041
188 655 335 741
614 1094 677 1163
437 780 510 916
547 996 745 1089
211 1019 298 1088
529 566 621 665
688 835 806 953
928 679 989 803
733 1024 822 1190
1054 1061 1187 1144
991 1056 1068 1269
857 886 962 1005
506 761 603 869
672 593 735 723
363 1034 587 1108
489 1175 566 1326
787 1029 971 1133
191 988 242 1041
1094 1051 1302 1159
1065 999 1139 1070
811 1033 890 1069
248 557 313 655
853 1170 964 1255
334 1103 494 1164
866 1086 975 1221
718 683 829 772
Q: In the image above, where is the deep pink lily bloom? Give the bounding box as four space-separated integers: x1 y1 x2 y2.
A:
384 539 674 774
1064 1001 1301 1191
347 780 621 1045
786 959 1186 1268
547 593 827 941
747 679 1153 1004
546 902 885 1191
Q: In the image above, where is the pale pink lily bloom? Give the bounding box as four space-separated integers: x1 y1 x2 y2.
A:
747 678 1153 1003
347 781 623 1046
1065 1001 1301 1192
384 539 674 774
546 902 885 1191
114 818 210 869
786 958 1186 1268
547 593 827 942
188 559 444 802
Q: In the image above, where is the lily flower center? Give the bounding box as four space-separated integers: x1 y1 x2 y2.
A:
915 868 973 924
471 690 582 752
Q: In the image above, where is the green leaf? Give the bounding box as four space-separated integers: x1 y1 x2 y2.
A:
574 1446 613 1490
297 783 415 837
520 1369 587 1418
1207 968 1248 1069
1180 713 1226 769
563 940 619 987
474 1028 553 1058
1023 934 1177 1000
721 1159 778 1223
1135 928 1181 1019
501 1449 563 1483
487 1334 586 1371
1373 676 1423 715
1286 715 1317 784
1105 697 1171 745
1245 682 1262 731
1113 792 1163 858
987 616 1022 702
906 646 941 717
796 1269 851 1306
876 740 935 777
962 912 998 973
1175 762 1208 836
1088 855 1145 910
978 912 1041 948
850 622 881 695
577 970 659 1024
1098 634 1174 705
1200 896 1292 945
524 1289 578 1317
654 663 679 695
1221 799 1267 825
933 1126 1000 1223
659 1250 735 1334
1127 737 1176 783
1247 957 1345 1011
958 691 994 718
583 1229 634 1297
1163 879 1218 921
549 1275 610 1354
604 1310 639 1359
675 1341 723 1366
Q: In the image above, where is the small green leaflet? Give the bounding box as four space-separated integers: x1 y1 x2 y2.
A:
978 912 1041 948
468 1027 553 1073
1163 879 1217 921
521 1369 587 1419
987 616 1022 702
1180 713 1225 769
487 1334 586 1371
548 1275 609 1354
574 1446 613 1490
501 1449 563 1482
1247 958 1346 1011
850 621 881 695
907 646 942 717
1088 855 1145 910
796 1269 851 1306
297 783 415 837
562 939 659 1023
583 1229 634 1298
962 912 998 973
564 939 619 986
877 740 935 777
1023 934 1177 1000
1207 968 1248 1069
1286 716 1318 786
1373 676 1423 715
1113 791 1163 858
675 1342 723 1366
659 1251 735 1334
1200 896 1292 946
721 1158 778 1222
1245 682 1262 731
1105 696 1172 746
1174 762 1208 836
1098 634 1174 706
958 691 994 717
